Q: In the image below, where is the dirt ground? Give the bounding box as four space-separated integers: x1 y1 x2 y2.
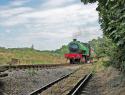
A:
86 66 125 95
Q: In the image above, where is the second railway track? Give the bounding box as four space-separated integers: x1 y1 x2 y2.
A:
29 64 93 95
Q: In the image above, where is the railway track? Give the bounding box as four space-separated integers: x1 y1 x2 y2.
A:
28 64 92 95
29 69 78 95
67 73 92 95
0 63 80 70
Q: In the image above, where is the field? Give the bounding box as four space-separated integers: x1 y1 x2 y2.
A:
0 47 67 65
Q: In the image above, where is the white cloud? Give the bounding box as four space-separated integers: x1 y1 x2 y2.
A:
0 3 98 27
10 0 30 6
0 0 101 50
21 3 97 19
43 0 69 6
41 0 76 8
0 7 33 17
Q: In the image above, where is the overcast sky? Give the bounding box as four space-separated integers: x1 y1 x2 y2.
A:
0 0 102 50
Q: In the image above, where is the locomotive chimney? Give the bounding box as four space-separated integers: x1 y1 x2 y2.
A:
73 39 77 41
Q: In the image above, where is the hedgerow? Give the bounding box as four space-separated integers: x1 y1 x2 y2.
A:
81 0 125 71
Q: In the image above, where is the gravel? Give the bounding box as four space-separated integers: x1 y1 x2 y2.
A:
0 66 80 95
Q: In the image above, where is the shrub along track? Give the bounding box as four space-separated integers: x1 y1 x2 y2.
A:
30 64 92 95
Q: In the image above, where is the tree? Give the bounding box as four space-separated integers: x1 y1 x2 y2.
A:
81 0 125 47
81 0 125 71
54 45 69 55
89 36 116 58
31 44 34 50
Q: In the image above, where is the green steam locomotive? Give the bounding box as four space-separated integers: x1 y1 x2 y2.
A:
65 39 95 64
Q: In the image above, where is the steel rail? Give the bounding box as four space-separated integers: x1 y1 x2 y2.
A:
29 69 78 95
0 73 8 77
67 73 92 95
0 64 79 70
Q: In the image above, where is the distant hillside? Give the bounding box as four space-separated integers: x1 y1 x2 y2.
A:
0 38 113 65
0 47 66 65
53 45 69 55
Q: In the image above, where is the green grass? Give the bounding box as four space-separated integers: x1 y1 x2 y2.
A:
92 58 110 74
0 48 66 65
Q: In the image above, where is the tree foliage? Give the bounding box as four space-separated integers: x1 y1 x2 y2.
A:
89 36 116 58
54 45 69 55
81 0 125 71
81 0 125 46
